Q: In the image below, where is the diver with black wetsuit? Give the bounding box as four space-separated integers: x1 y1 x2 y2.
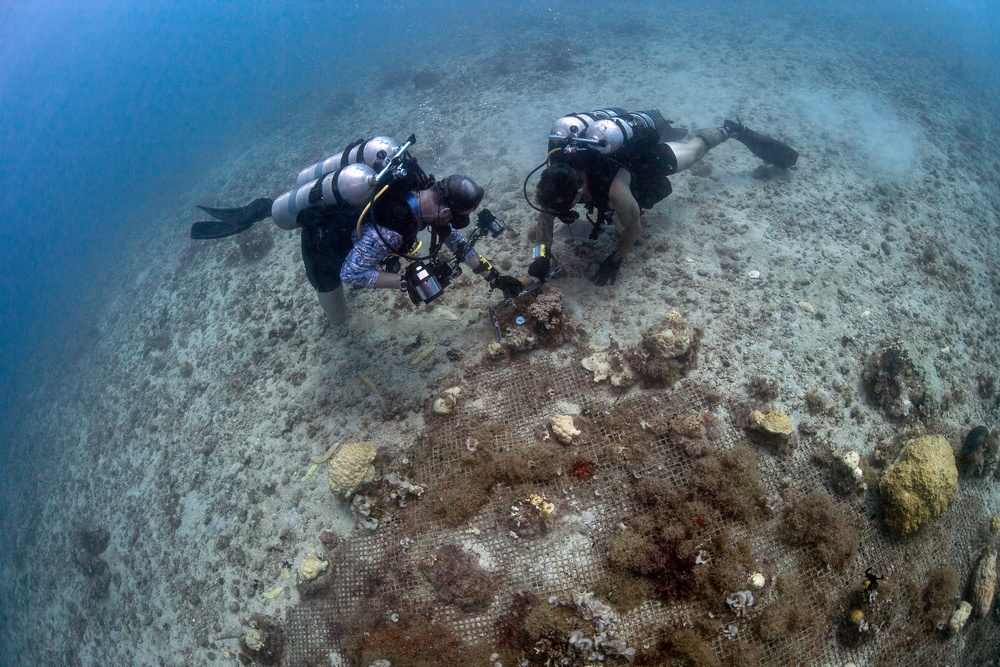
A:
526 109 798 286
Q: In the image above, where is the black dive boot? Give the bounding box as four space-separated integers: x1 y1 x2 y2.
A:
724 118 799 169
190 198 274 239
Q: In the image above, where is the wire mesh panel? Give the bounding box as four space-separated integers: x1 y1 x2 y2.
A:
279 355 1000 666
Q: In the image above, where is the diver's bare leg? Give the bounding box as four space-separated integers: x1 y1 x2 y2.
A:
668 127 731 173
317 286 349 328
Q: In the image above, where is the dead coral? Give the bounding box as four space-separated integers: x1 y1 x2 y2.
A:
634 312 702 388
863 342 926 421
780 492 859 571
653 626 719 667
72 526 112 599
689 446 769 523
673 413 707 439
497 286 572 354
749 375 780 401
420 441 567 528
960 425 992 478
835 572 900 648
691 531 756 607
350 603 492 666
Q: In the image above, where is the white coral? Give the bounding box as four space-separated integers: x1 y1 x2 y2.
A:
581 338 635 387
550 414 580 445
432 386 462 415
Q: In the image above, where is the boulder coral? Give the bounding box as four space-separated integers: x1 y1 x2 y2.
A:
878 435 958 536
297 553 328 582
327 441 377 498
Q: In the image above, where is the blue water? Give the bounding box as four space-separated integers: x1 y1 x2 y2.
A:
0 0 416 416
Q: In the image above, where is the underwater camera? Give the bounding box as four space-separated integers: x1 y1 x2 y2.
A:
475 208 505 239
405 258 462 303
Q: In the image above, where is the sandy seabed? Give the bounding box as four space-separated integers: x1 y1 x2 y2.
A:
2 3 1000 666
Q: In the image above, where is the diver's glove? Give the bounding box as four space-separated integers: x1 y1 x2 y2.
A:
489 272 525 299
475 254 523 299
528 244 552 282
592 251 623 286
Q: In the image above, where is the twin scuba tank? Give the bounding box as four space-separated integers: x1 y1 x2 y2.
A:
548 108 667 157
271 136 405 230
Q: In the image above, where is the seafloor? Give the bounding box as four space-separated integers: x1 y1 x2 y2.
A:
2 3 1000 666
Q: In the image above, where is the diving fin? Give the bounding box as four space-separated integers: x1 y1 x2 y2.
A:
726 119 799 169
191 219 256 240
190 198 273 240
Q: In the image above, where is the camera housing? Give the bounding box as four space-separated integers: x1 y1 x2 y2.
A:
405 258 461 303
476 209 505 238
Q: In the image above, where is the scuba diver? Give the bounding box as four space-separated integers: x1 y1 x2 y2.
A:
523 108 799 285
191 135 522 328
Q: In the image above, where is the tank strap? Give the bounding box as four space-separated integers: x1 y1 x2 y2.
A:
341 139 365 167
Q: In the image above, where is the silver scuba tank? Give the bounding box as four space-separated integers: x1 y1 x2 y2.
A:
551 109 663 153
295 136 402 186
272 163 376 230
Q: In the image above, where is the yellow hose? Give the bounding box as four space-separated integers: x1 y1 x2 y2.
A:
355 184 391 238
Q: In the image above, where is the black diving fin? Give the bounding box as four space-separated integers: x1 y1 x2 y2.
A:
190 198 273 239
726 119 799 169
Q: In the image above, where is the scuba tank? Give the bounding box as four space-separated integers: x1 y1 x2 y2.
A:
295 136 402 186
272 163 377 230
549 108 628 147
548 109 671 154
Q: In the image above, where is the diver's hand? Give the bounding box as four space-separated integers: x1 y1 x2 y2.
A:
528 255 551 282
591 252 623 286
490 274 524 299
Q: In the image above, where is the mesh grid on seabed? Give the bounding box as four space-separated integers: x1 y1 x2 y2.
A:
282 356 1000 667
